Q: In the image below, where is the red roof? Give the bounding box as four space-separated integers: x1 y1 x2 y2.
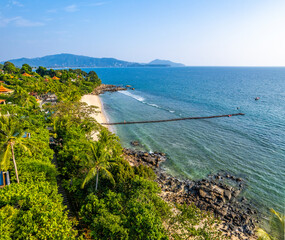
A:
22 73 32 77
0 85 13 93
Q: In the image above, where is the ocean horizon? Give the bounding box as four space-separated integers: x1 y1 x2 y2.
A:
85 66 285 227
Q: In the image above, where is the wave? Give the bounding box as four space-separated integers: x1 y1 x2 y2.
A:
118 90 175 114
118 91 145 102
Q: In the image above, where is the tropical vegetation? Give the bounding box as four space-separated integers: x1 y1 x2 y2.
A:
257 209 284 240
0 62 228 239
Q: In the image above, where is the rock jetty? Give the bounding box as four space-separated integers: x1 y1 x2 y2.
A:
123 148 258 240
92 84 127 95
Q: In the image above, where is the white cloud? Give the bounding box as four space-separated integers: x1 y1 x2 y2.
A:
6 0 24 8
0 16 44 27
11 1 24 7
64 4 78 13
47 9 58 13
88 2 107 7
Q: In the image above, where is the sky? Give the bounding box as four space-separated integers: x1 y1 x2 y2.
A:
0 0 285 66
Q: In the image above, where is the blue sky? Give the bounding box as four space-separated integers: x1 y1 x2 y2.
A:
0 0 284 66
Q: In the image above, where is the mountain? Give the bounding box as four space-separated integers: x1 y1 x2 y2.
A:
3 54 138 68
1 54 186 68
149 59 185 67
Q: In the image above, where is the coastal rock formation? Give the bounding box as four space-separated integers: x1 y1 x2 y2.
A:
92 84 127 95
123 148 258 240
130 140 140 146
123 148 166 168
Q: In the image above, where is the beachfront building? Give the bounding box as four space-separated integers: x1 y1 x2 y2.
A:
22 73 32 77
0 85 13 95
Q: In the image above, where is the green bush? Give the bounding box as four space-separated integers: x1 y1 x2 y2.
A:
0 183 77 239
134 164 157 180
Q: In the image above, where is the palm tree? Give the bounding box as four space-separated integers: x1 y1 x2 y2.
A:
257 209 284 240
11 86 37 108
81 129 120 190
0 116 30 184
81 141 115 190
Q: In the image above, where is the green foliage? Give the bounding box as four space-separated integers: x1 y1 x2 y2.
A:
1 63 225 240
9 86 38 108
257 209 285 240
3 61 17 74
0 205 18 240
0 183 77 239
0 109 77 239
80 188 168 240
20 63 32 74
134 164 157 180
165 203 224 240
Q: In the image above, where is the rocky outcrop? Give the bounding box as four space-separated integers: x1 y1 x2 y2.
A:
123 148 166 169
123 148 258 239
130 140 140 146
156 172 258 238
92 84 127 95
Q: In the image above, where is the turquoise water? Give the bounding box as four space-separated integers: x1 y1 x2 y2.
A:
86 67 285 218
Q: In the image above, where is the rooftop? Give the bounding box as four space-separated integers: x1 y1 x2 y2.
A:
0 85 13 93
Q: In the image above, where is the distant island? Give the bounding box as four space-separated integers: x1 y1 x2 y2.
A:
149 59 185 67
1 53 186 68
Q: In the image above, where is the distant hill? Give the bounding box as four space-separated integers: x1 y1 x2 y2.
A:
149 59 185 67
1 54 185 68
3 54 137 68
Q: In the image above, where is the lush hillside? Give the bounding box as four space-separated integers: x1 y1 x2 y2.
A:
0 62 222 240
1 54 185 68
149 59 186 67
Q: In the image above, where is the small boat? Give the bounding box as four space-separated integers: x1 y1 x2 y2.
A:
255 97 260 101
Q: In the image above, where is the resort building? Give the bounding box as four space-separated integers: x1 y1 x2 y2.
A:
22 73 32 77
0 85 13 95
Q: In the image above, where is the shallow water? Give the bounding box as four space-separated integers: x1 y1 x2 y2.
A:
85 67 285 220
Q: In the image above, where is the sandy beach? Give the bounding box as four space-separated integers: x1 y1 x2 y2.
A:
81 94 112 139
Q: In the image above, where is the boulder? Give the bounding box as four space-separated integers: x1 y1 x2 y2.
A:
199 189 208 198
131 140 140 146
224 190 232 200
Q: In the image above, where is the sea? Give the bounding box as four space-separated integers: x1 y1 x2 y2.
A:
84 67 285 225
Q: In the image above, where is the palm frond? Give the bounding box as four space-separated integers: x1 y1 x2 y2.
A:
81 167 98 189
256 228 272 240
17 141 32 156
0 143 11 171
270 209 284 224
101 168 115 185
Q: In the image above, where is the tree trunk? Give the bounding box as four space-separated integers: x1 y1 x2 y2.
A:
95 171 99 191
11 144 19 184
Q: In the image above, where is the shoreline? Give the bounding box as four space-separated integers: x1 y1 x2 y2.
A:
123 148 258 240
81 94 114 139
84 86 258 239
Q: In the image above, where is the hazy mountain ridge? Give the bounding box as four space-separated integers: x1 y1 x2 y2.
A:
149 59 185 67
1 54 185 68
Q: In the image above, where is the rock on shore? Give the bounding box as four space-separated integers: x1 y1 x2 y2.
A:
123 148 258 240
92 84 127 95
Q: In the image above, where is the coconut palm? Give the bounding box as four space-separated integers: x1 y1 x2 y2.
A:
257 209 284 240
0 116 30 184
81 141 115 190
11 86 37 108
